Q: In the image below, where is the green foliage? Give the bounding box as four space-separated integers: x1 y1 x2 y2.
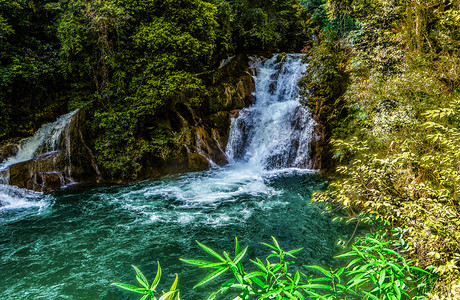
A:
333 228 432 300
298 29 351 170
112 262 180 300
182 237 329 299
304 0 460 298
180 235 432 299
313 72 460 298
300 0 327 23
213 0 309 53
0 0 68 138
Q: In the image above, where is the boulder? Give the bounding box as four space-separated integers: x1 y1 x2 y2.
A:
0 138 22 163
8 151 70 192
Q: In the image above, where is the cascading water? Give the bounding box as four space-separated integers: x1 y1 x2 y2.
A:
226 54 315 170
0 110 78 171
0 55 355 300
0 110 78 208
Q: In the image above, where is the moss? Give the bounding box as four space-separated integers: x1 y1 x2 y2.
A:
276 52 287 62
187 152 209 171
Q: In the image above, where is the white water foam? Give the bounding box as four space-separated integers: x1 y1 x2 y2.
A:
226 54 316 170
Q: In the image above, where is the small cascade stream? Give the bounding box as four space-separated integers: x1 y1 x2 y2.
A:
0 110 78 171
0 55 355 300
0 110 78 208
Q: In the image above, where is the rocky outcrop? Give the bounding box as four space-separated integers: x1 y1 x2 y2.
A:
6 110 101 192
308 119 327 171
137 54 256 179
0 138 22 162
9 151 69 192
3 54 256 191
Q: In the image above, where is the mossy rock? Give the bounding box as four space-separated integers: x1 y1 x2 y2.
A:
187 152 210 171
276 52 287 62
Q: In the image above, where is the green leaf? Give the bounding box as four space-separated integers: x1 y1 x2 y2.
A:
180 259 215 267
346 258 363 269
261 242 279 252
335 266 345 277
270 236 281 251
304 265 332 278
378 269 386 286
165 274 179 300
300 283 334 290
196 241 225 262
334 252 358 258
286 248 303 258
140 294 149 300
394 284 401 299
132 265 149 290
387 262 404 276
194 267 230 288
250 258 268 273
294 271 300 285
207 291 218 300
235 237 241 256
233 246 248 265
410 266 431 274
363 291 380 300
159 290 177 300
202 261 227 269
151 261 162 291
111 282 147 294
251 276 266 289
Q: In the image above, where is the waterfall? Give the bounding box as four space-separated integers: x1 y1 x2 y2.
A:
0 110 78 208
226 54 315 170
0 110 78 171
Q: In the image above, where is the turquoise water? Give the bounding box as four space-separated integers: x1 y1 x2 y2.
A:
0 166 354 299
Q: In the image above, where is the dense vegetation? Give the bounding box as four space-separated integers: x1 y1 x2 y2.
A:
0 0 309 179
300 0 460 298
114 233 431 299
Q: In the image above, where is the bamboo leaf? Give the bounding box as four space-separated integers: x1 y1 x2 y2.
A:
179 259 215 267
363 291 380 300
111 283 147 294
235 237 241 256
304 265 332 278
151 261 162 291
194 267 230 288
378 269 386 287
159 290 176 300
131 265 149 290
294 271 300 285
233 246 248 265
271 236 281 251
197 241 225 262
140 294 149 300
165 274 179 300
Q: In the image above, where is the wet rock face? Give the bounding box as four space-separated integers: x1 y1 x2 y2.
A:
8 151 70 192
5 109 101 192
0 138 22 162
139 54 256 180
